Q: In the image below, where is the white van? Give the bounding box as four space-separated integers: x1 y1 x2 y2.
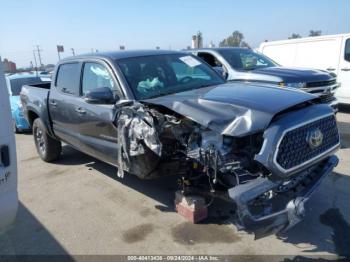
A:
259 33 350 105
0 58 18 232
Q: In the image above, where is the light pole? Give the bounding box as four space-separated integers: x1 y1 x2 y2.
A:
36 45 43 69
33 50 38 76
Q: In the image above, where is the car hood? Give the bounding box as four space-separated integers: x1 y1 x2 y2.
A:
251 66 334 83
143 82 316 137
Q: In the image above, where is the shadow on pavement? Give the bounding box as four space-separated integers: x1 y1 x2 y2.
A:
277 171 350 258
337 121 350 149
338 104 350 113
0 202 73 257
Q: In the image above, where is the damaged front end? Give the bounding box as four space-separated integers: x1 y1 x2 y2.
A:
113 100 340 239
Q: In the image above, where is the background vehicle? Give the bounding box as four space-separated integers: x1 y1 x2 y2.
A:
6 73 51 133
0 59 18 232
259 33 350 105
21 51 339 238
190 47 339 111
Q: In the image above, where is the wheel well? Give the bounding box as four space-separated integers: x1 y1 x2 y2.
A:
27 111 39 128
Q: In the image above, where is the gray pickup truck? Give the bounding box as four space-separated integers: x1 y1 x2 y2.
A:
20 50 340 238
190 48 339 112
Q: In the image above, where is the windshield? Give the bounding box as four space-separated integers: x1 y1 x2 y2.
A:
116 54 225 100
217 49 278 71
9 77 46 96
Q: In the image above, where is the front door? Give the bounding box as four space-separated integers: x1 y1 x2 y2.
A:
75 61 120 165
336 37 350 103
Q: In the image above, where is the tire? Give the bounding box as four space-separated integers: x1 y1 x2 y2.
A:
32 118 62 162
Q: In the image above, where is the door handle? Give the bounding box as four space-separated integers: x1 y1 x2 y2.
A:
49 100 58 107
0 145 10 167
341 68 350 71
75 107 86 115
327 67 336 71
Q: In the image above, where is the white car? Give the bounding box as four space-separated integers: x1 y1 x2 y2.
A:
0 59 18 232
259 33 350 105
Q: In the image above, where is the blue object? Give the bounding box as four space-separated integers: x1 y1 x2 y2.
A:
6 73 50 132
10 96 30 132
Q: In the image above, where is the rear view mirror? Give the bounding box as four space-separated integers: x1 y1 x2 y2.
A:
84 87 119 104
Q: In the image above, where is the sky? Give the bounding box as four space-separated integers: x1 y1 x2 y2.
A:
0 0 349 68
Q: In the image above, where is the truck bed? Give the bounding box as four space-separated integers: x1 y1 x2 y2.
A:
20 84 52 133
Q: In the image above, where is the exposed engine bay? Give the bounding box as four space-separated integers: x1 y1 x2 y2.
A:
113 101 340 238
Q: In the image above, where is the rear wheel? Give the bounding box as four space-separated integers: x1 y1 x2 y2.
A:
33 118 62 162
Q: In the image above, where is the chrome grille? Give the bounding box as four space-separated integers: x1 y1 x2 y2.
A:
276 115 339 171
306 79 336 88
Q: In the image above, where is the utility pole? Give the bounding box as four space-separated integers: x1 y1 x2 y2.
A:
36 45 43 69
33 50 38 76
71 48 75 56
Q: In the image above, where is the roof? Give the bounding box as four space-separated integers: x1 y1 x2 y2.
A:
259 33 350 47
191 47 250 52
62 50 185 62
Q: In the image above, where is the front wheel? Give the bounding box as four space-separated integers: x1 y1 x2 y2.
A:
33 118 62 162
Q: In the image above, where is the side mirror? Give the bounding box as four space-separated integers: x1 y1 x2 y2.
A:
84 87 119 104
213 66 228 80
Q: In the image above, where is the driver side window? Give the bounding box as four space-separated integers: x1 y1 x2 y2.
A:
198 52 222 67
82 63 117 96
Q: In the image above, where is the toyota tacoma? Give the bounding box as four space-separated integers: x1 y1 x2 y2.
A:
20 50 340 238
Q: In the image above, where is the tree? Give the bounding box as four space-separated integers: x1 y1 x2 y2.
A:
288 33 302 39
219 31 246 47
309 30 322 37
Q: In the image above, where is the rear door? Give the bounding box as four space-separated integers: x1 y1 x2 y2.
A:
74 60 120 165
336 37 350 103
49 62 82 148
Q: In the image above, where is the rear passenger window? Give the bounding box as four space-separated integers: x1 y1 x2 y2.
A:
55 63 80 95
345 39 350 62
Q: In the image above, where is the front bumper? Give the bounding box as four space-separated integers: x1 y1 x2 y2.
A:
228 155 338 239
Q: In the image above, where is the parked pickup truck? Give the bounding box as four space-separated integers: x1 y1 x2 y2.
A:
21 50 340 238
189 47 339 112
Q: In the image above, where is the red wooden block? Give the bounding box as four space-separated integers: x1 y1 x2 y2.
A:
174 191 208 223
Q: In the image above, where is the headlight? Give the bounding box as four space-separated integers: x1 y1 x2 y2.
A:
284 82 307 89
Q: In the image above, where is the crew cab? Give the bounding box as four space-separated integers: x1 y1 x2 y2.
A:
189 47 339 112
20 50 340 238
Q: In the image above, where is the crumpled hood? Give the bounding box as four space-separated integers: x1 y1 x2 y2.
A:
251 66 334 83
144 82 316 137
